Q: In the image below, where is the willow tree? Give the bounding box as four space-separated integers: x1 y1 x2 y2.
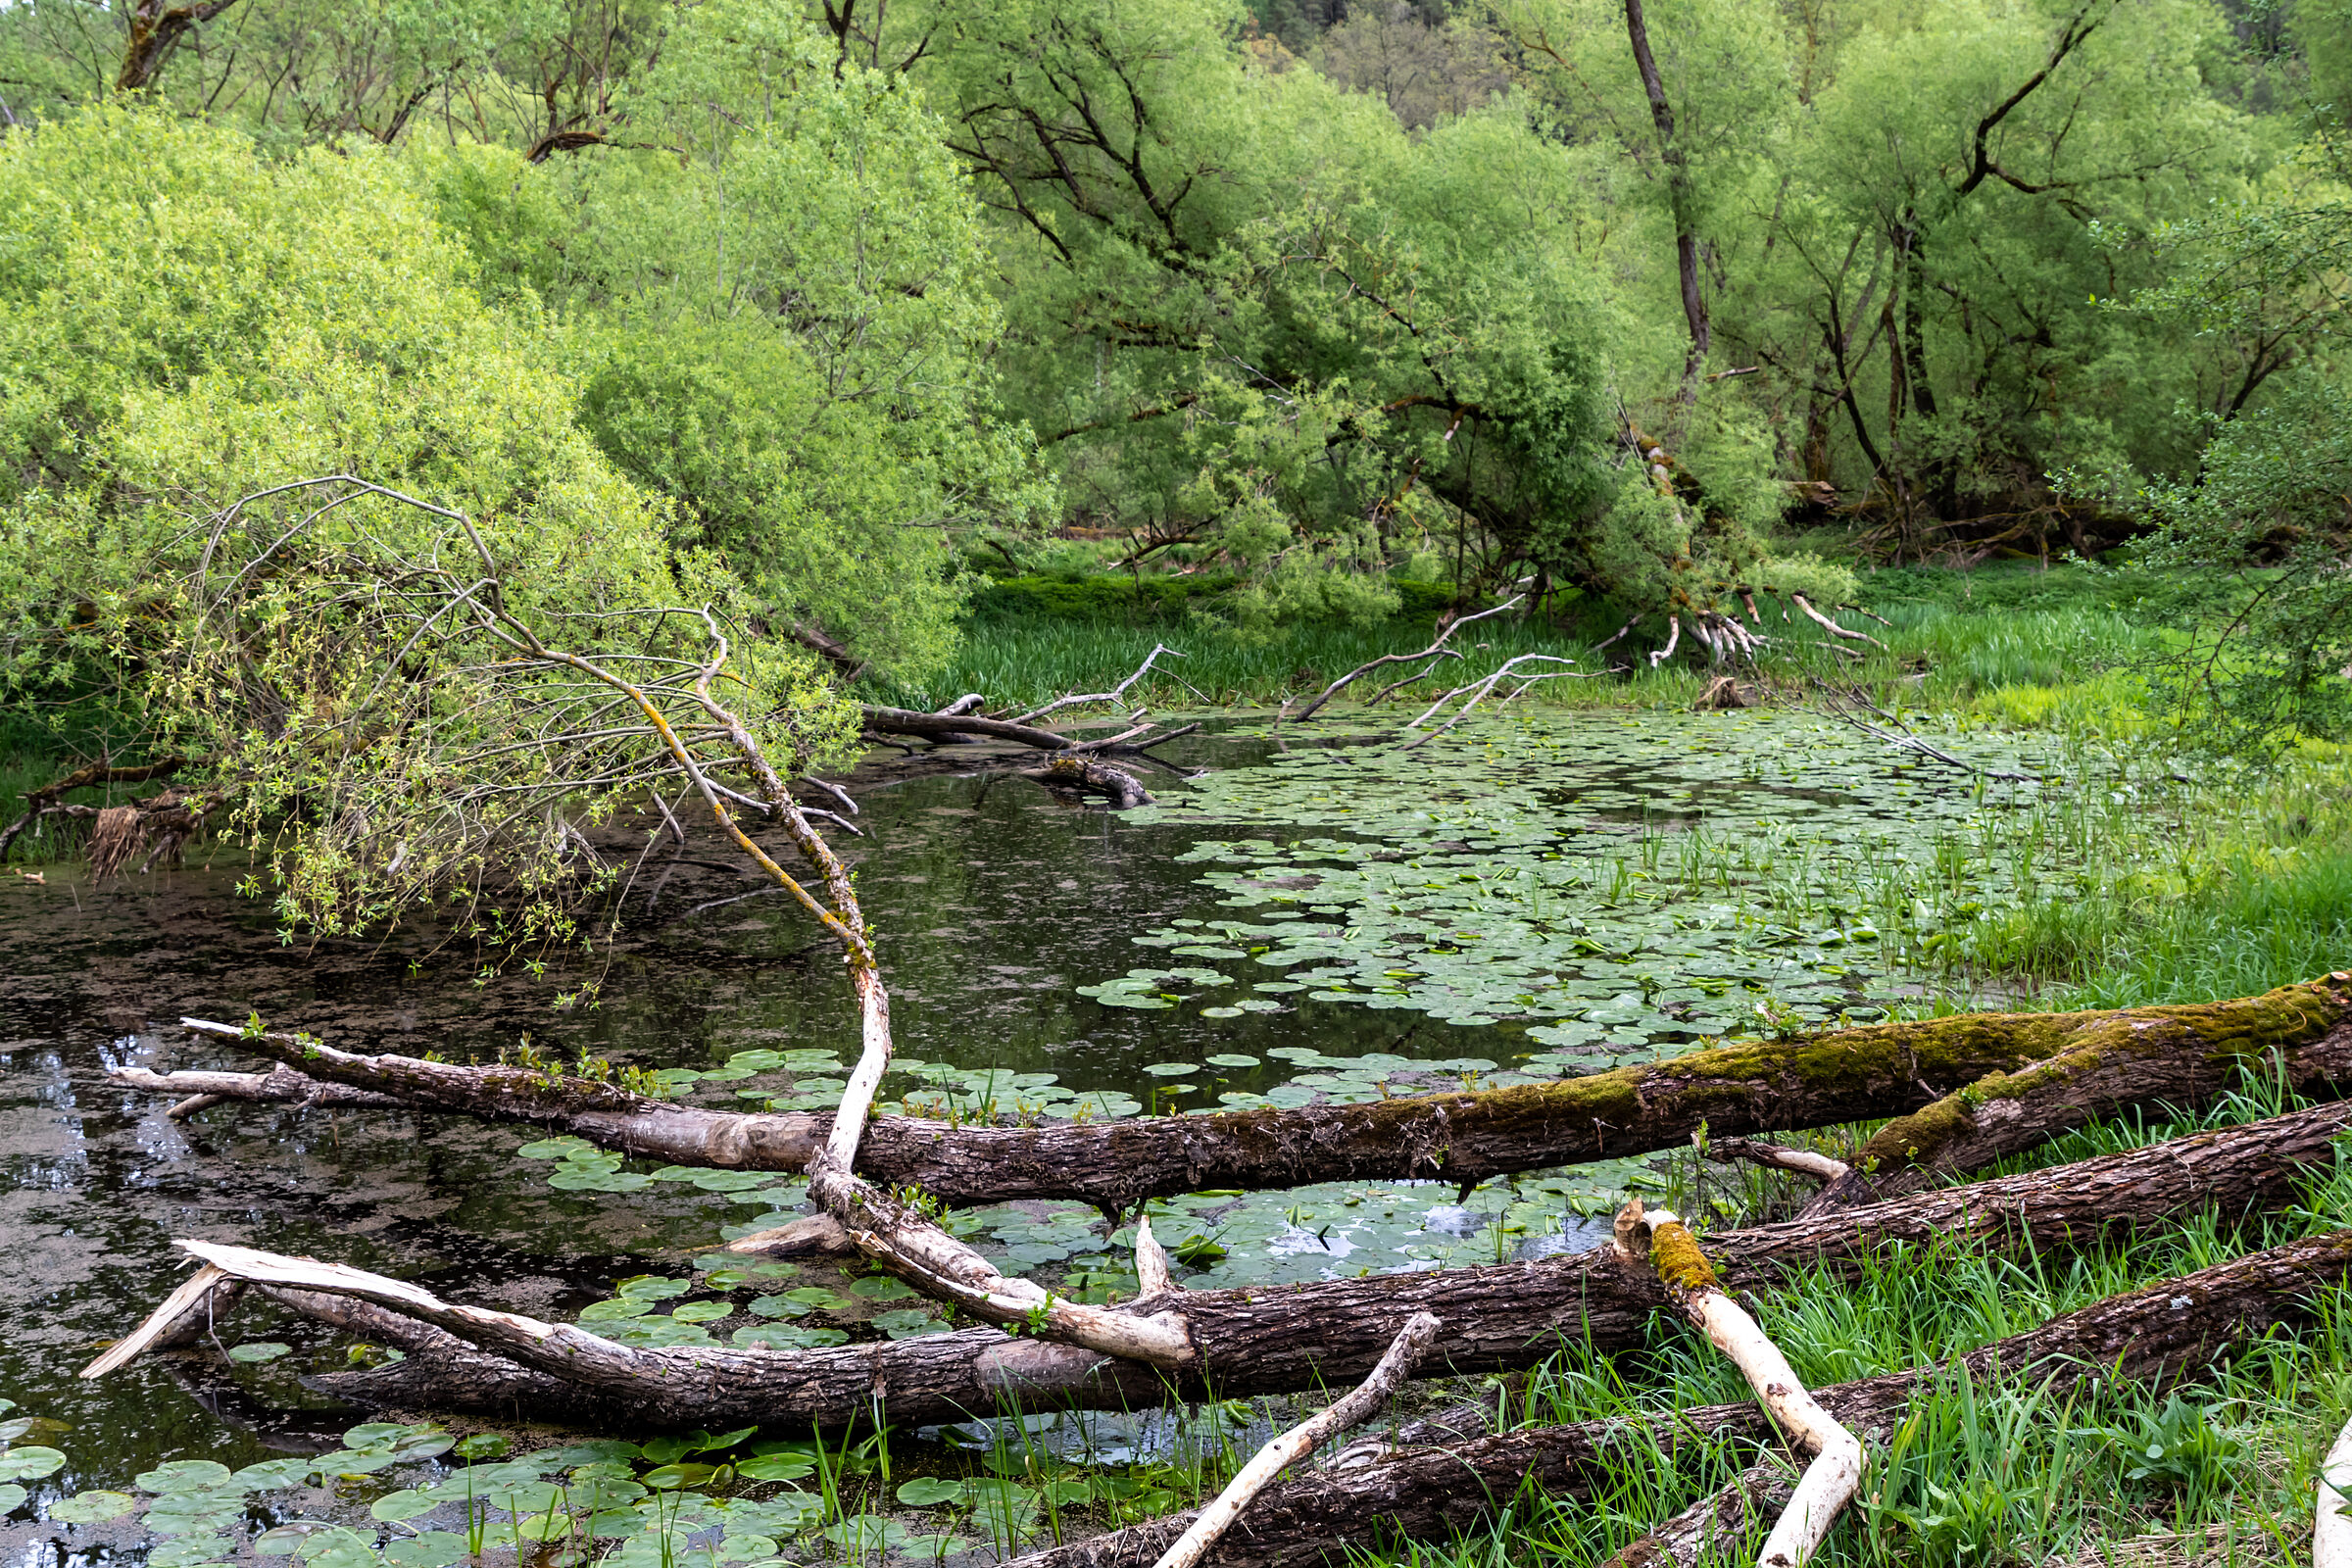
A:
0 108 853 936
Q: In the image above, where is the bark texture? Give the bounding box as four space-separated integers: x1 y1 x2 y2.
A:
1008 1229 2352 1568
255 1098 2352 1426
150 977 2352 1213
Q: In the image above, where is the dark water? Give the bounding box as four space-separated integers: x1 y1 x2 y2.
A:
0 728 1480 1506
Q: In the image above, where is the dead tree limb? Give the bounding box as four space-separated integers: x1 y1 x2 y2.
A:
1004 1228 2352 1568
138 976 2352 1212
1022 755 1154 809
1788 594 1887 652
91 1097 2352 1429
1291 597 1523 722
859 706 1085 750
1621 1201 1858 1567
0 757 190 861
2321 1416 2352 1568
1014 644 1190 726
110 1064 407 1118
1150 1314 1439 1568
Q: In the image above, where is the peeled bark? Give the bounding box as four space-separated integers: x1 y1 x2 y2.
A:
1008 1228 2352 1568
134 1097 2352 1429
140 977 2352 1213
1628 1203 1858 1568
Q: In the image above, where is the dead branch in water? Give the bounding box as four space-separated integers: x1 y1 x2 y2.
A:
84 1097 2352 1428
1290 596 1524 722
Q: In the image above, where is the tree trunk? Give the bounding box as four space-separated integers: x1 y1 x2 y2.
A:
1006 1228 2352 1568
144 976 2352 1213
119 1097 2352 1429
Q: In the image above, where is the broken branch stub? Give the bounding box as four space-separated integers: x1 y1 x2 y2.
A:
152 976 2352 1212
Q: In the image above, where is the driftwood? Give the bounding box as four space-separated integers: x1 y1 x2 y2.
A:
128 976 2352 1213
1021 754 1154 809
1290 597 1523 722
1005 1228 2352 1568
1149 1314 1439 1568
90 1097 2352 1429
1620 1201 1857 1568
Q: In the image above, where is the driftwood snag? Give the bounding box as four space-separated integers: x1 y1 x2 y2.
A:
132 976 2352 1214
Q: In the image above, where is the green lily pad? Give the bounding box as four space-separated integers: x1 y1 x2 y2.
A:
51 1490 138 1524
895 1477 966 1507
227 1342 290 1363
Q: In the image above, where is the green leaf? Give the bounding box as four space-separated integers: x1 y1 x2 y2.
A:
227 1342 291 1363
894 1478 966 1507
734 1455 814 1483
137 1459 233 1494
0 1485 24 1514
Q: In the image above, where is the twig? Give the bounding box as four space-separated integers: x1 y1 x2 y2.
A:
1648 613 1682 668
1144 1313 1441 1568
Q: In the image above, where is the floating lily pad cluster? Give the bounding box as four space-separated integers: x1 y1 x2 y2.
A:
1106 710 2080 1061
556 1251 952 1348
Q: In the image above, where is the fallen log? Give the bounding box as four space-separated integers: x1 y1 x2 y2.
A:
94 1097 2352 1429
131 976 2352 1213
1022 754 1154 809
1006 1227 2352 1568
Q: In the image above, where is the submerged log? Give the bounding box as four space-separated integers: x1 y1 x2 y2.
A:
1009 1228 2352 1568
100 1098 2352 1428
139 977 2352 1213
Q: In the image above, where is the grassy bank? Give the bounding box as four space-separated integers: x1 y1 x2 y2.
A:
869 563 2168 727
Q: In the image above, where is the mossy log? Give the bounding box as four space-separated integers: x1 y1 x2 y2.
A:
1008 1228 2352 1568
114 1098 2352 1429
141 978 2352 1213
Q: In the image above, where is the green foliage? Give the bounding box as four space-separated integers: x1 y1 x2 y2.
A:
2140 372 2352 751
0 107 854 936
516 2 1050 679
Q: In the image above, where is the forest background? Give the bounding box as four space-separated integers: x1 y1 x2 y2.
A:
0 0 2347 840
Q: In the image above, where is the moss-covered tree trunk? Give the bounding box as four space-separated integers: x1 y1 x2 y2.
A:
141 977 2352 1212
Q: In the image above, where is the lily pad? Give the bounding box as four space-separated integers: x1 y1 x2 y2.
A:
227 1342 291 1363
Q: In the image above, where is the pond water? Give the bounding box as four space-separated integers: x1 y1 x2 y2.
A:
0 706 2086 1568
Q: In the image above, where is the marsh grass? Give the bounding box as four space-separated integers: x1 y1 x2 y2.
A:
1351 1074 2352 1568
